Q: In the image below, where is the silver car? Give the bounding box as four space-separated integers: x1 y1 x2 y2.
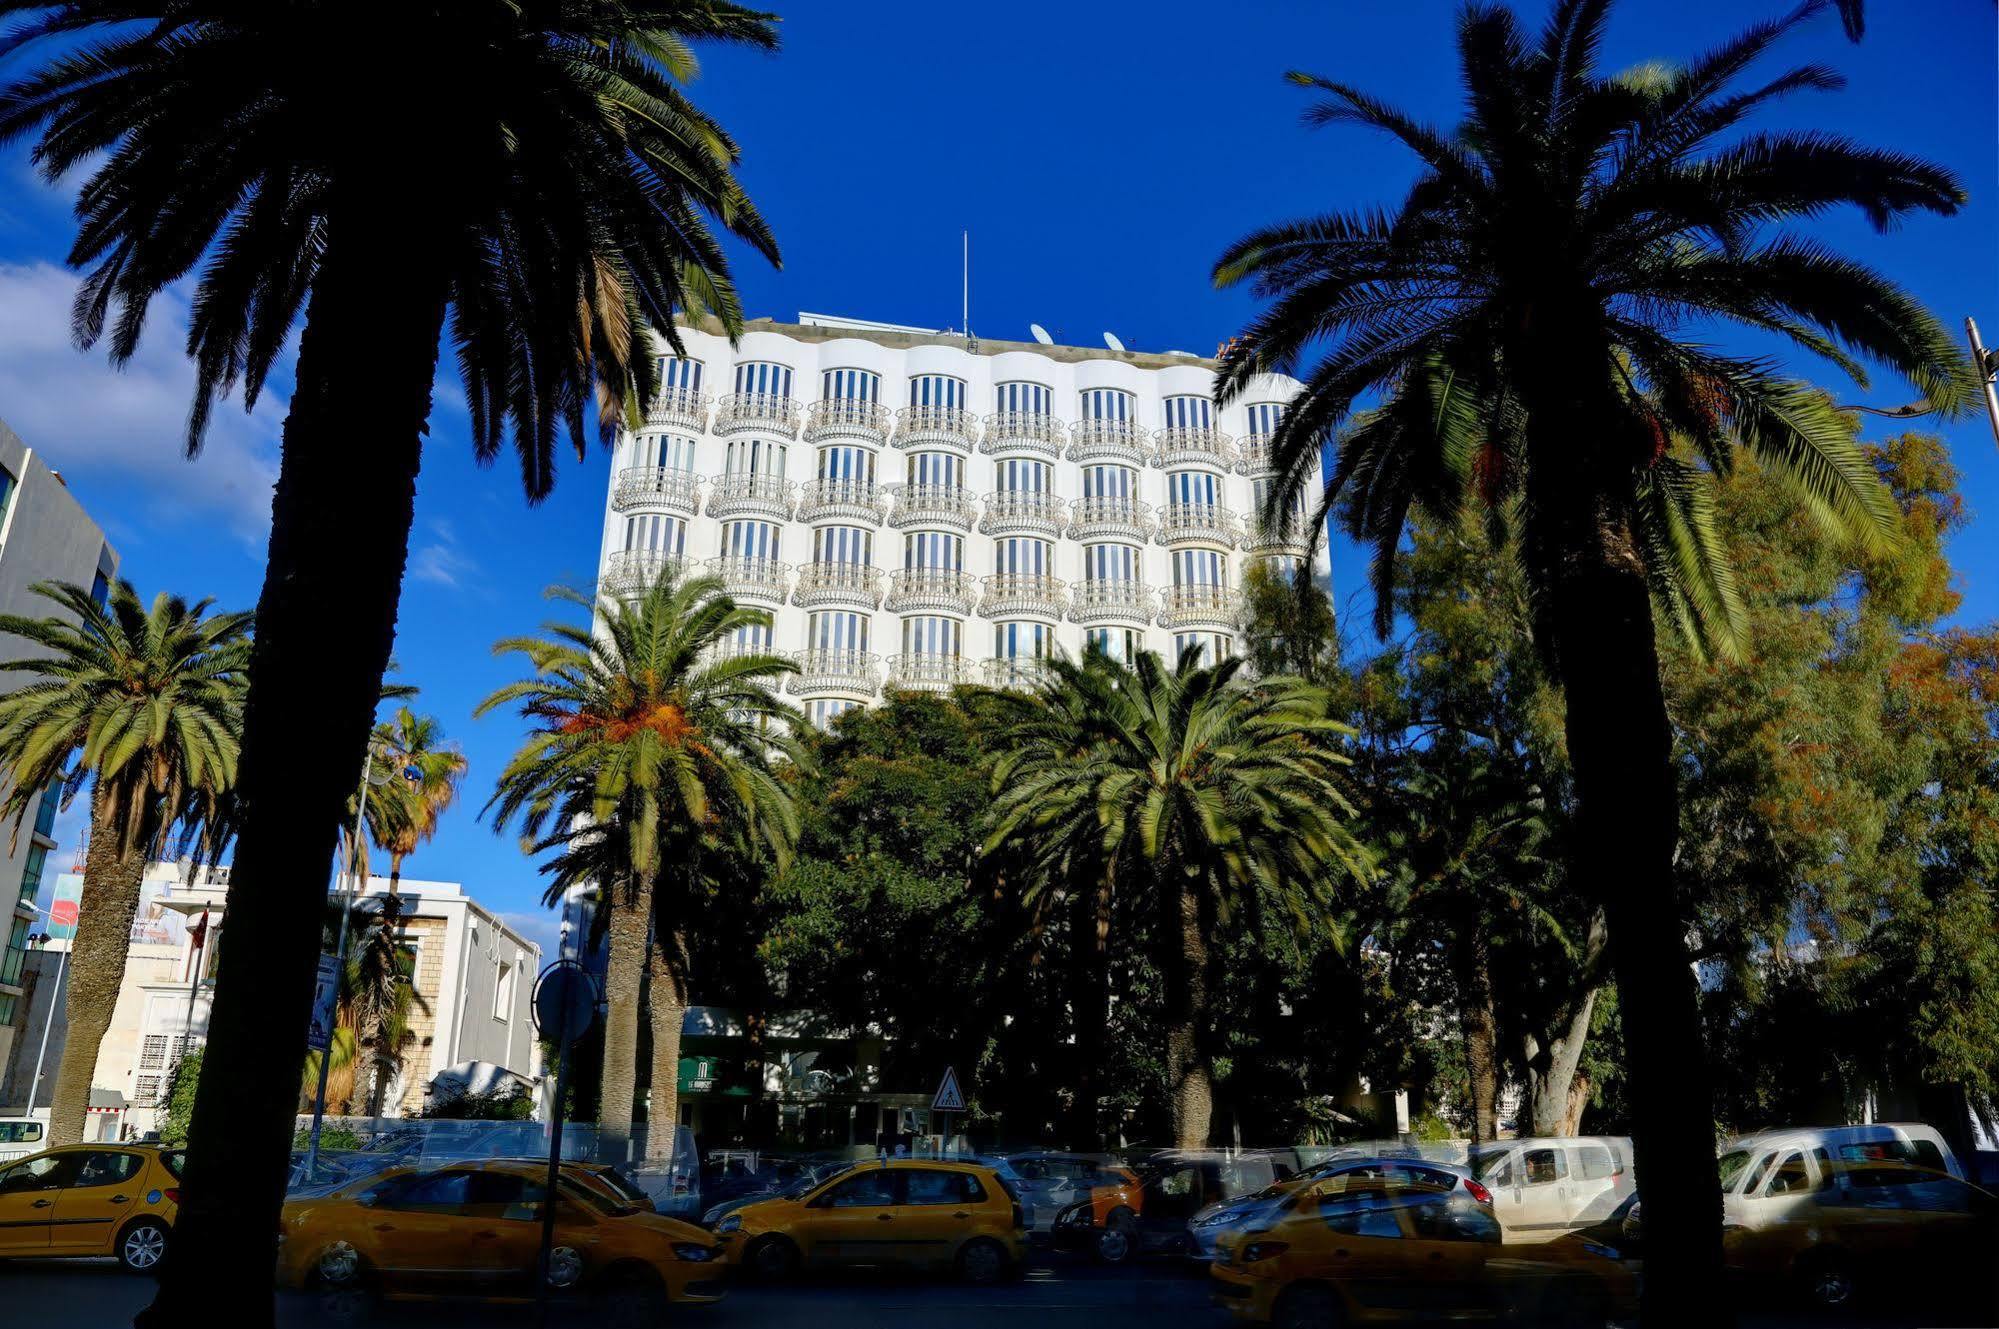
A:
1186 1155 1486 1261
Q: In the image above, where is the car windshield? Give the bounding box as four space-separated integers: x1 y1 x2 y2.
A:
1472 1151 1511 1182
1716 1150 1753 1190
786 1164 849 1197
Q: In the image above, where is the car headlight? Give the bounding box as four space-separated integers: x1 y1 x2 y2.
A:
716 1214 742 1234
700 1206 724 1225
1240 1240 1289 1264
672 1243 718 1262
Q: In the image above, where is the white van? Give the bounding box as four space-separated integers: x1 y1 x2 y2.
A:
1471 1135 1636 1241
0 1116 47 1163
1718 1123 1962 1228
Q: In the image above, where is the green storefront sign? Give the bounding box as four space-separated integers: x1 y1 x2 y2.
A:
678 1055 717 1094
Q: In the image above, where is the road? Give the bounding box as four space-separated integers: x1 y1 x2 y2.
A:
0 1256 1979 1328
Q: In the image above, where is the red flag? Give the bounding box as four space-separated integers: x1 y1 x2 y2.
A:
184 909 210 980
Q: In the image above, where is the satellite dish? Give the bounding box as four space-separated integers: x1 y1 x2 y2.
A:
1103 332 1126 353
1029 323 1054 346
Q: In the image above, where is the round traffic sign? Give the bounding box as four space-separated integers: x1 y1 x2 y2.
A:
532 960 599 1045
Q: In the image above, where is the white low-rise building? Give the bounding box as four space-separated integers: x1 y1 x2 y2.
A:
0 863 542 1137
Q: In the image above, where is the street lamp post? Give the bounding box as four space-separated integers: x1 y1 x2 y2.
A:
23 901 67 1118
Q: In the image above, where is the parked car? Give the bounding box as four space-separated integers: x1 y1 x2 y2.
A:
1721 1159 1996 1314
1008 1152 1145 1239
716 1158 1026 1284
1189 1156 1490 1262
701 1158 853 1229
276 1158 726 1319
1470 1136 1635 1241
1208 1177 1635 1326
0 1116 48 1164
0 1143 182 1272
1054 1149 1291 1264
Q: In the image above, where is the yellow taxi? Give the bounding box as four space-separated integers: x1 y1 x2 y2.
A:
277 1158 726 1317
1209 1177 1634 1326
0 1142 182 1273
717 1158 1027 1284
1720 1159 1997 1314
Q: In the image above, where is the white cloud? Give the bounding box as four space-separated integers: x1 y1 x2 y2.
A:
408 517 481 589
0 261 284 547
497 908 562 963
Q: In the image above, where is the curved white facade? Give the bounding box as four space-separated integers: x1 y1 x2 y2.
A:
595 318 1323 726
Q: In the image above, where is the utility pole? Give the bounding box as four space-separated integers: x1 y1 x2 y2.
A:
1966 318 1999 450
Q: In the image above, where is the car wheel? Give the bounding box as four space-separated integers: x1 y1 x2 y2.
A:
957 1237 1009 1286
1273 1284 1343 1328
545 1244 585 1291
747 1234 800 1282
117 1218 170 1274
1094 1215 1137 1265
1800 1251 1856 1311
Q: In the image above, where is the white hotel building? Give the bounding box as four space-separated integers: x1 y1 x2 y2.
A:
594 314 1324 727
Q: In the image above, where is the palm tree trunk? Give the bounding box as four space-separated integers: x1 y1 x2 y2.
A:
1068 878 1110 1149
1455 926 1501 1144
644 929 688 1162
599 871 653 1162
48 787 148 1146
1551 534 1722 1326
1164 875 1213 1149
137 211 449 1329
367 860 406 1120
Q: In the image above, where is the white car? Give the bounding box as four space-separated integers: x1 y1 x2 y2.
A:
0 1118 46 1165
1471 1136 1635 1242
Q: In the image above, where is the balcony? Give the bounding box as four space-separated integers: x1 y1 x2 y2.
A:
645 386 710 433
796 477 887 526
983 657 1056 691
707 641 793 668
980 574 1068 620
1235 434 1278 475
601 550 686 596
978 491 1067 537
1067 495 1154 543
787 649 882 697
705 472 797 522
805 398 893 444
1243 512 1315 556
1068 579 1154 626
704 556 791 603
1066 418 1152 466
885 653 976 692
791 561 884 610
713 391 801 437
893 405 977 454
884 567 977 615
1156 583 1241 630
1153 426 1236 471
888 484 976 531
979 411 1066 460
611 467 699 515
1155 502 1242 548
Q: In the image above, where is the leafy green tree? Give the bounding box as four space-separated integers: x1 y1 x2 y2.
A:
986 651 1369 1146
481 571 798 1160
157 1049 201 1149
0 580 250 1146
0 8 782 1316
1212 2 1969 1305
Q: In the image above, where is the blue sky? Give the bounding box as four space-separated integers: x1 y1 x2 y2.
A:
0 0 1993 958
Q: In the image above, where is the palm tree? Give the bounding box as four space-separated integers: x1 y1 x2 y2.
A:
480 570 799 1161
374 708 467 898
0 7 781 1316
985 650 1368 1146
1209 0 1969 1311
0 580 250 1145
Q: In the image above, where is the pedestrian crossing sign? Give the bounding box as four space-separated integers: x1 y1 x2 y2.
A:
932 1066 966 1113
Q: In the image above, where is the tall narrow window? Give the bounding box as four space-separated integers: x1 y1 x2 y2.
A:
1084 543 1141 582
1081 465 1137 499
995 459 1051 493
734 361 794 398
995 382 1053 415
906 452 962 488
813 527 873 565
821 368 880 402
816 446 875 483
1244 402 1285 436
1078 388 1134 422
1166 471 1221 506
622 514 687 555
1173 548 1225 586
807 612 870 652
657 357 705 393
1086 626 1143 661
0 463 16 530
909 375 965 409
993 538 1052 576
629 434 697 471
1162 395 1213 429
722 521 781 560
994 621 1053 660
724 438 787 475
901 616 961 656
902 532 963 569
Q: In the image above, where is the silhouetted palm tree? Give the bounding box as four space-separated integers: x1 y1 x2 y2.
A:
0 7 781 1316
1210 0 1968 1313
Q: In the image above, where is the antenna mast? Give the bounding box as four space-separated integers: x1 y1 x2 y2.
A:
962 230 975 351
